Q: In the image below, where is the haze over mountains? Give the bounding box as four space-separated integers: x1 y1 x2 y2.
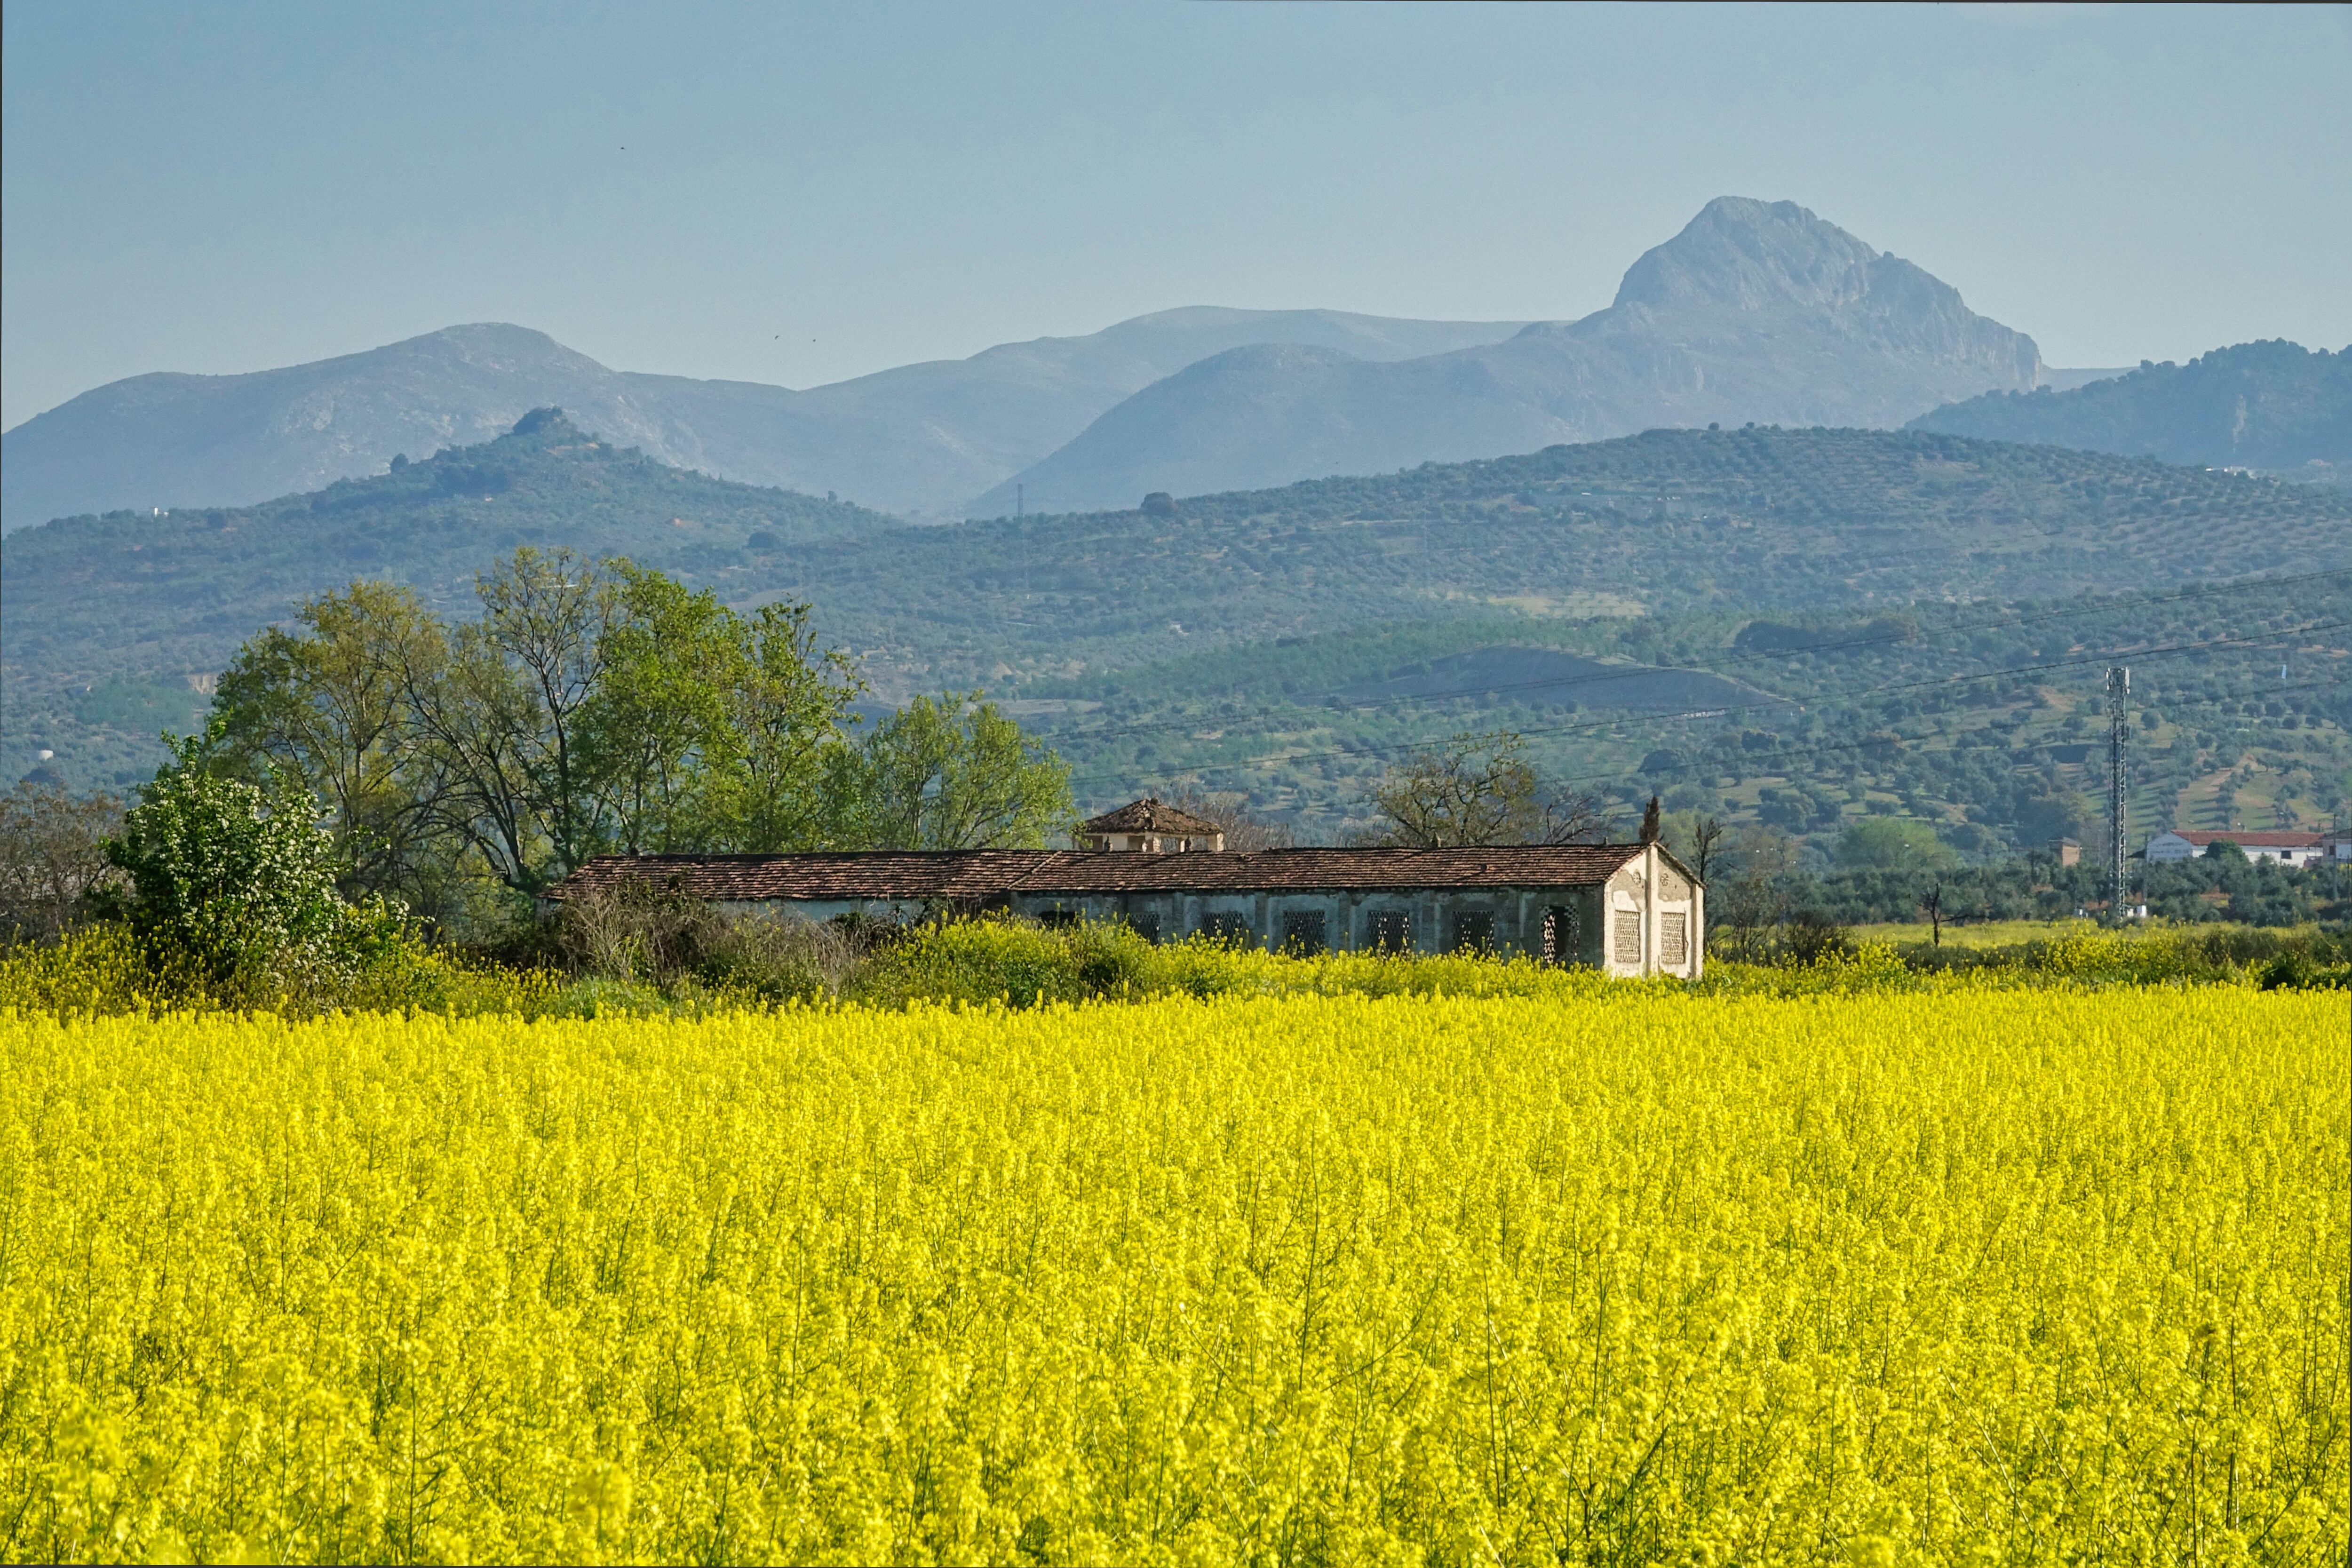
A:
9 196 2086 532
978 198 2051 513
0 310 1526 531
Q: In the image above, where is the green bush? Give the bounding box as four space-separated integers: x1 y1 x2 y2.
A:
102 726 390 1003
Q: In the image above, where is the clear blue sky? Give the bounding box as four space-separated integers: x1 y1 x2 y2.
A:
4 1 2346 430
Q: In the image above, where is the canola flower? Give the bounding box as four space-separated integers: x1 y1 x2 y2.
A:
1 991 2344 1564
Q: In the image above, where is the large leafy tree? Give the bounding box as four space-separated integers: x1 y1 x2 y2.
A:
833 693 1073 850
577 564 747 854
578 572 864 854
725 599 864 852
213 580 449 902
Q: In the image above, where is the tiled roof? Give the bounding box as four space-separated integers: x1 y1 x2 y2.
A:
1077 797 1224 836
547 844 1656 901
550 851 1059 902
1017 844 1647 892
2159 829 2323 848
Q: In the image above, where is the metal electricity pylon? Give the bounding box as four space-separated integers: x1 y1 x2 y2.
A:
2108 666 2130 923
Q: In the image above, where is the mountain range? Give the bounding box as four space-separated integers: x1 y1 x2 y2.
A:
1907 339 2350 479
976 198 2051 513
8 196 2076 530
0 310 1526 531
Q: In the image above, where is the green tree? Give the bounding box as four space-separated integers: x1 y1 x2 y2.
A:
103 723 363 993
476 547 620 877
834 693 1072 850
724 599 863 852
212 581 450 904
577 564 747 854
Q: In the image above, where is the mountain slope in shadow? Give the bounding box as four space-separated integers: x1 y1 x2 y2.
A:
1907 339 2350 476
977 198 2047 515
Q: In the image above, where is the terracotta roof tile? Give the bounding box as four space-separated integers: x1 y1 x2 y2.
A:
549 851 1051 902
1077 797 1224 836
548 843 1659 902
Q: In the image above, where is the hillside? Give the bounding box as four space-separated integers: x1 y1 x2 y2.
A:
975 198 2049 514
10 422 2347 801
0 310 1527 530
820 426 2351 696
1012 571 2352 852
0 410 897 784
1907 340 2350 478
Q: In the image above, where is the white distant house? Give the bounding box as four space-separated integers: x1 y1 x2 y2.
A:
2145 828 2336 867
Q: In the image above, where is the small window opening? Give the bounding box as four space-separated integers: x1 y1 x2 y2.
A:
1198 912 1254 947
1451 911 1494 954
1281 910 1327 956
1542 906 1578 964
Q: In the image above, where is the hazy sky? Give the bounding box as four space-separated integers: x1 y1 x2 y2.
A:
4 2 2347 430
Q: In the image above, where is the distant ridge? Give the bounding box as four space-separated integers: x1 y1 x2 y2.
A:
0 310 1528 530
974 198 2048 514
1907 340 2350 478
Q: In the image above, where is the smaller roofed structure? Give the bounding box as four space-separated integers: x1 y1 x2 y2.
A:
1077 797 1224 852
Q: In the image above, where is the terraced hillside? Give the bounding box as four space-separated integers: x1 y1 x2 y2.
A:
8 419 2347 803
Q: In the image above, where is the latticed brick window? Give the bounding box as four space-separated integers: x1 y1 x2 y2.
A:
1613 910 1643 967
1661 911 1687 966
1369 910 1411 954
1281 910 1327 955
1198 912 1254 946
1542 906 1576 963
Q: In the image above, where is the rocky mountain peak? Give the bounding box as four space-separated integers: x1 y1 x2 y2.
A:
1612 197 1892 314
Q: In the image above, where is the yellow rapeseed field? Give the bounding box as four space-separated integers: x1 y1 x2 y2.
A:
2 991 2344 1565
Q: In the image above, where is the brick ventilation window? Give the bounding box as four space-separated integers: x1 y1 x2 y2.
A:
1281 910 1327 955
1661 911 1687 966
1543 906 1576 964
1452 912 1494 954
1129 914 1161 944
1613 910 1643 967
1369 911 1411 954
1199 912 1254 946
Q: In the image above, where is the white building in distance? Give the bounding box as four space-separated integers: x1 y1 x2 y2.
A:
2145 829 2340 868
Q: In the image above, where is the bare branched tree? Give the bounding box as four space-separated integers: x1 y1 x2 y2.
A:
0 783 125 944
1669 812 1730 885
1160 791 1296 851
1365 731 1611 847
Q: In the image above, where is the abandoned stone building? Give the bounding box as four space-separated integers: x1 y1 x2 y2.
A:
550 800 1706 978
